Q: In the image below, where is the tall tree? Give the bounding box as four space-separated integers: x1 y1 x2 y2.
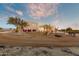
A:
19 19 29 30
66 27 72 32
8 17 20 32
7 17 28 32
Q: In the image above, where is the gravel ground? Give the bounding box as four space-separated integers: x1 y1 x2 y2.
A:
0 46 78 56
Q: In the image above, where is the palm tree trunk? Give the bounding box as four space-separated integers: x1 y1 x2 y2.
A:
15 25 20 32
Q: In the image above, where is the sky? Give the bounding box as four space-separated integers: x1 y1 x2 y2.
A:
0 3 79 29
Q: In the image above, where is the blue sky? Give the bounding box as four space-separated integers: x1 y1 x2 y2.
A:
0 3 79 29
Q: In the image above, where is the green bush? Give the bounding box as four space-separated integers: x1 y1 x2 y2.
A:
0 28 2 30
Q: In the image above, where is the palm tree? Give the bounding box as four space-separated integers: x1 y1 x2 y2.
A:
8 17 17 25
19 19 29 30
8 17 21 32
7 17 28 32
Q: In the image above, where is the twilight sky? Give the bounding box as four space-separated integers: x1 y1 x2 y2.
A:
0 3 79 29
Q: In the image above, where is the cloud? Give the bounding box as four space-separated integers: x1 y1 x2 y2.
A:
0 15 8 20
5 5 23 16
28 3 59 19
16 10 23 16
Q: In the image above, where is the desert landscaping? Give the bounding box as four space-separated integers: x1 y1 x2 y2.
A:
0 32 79 56
0 16 79 56
1 3 79 56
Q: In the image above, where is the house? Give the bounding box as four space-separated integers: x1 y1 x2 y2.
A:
38 27 44 32
23 21 56 32
38 25 56 33
23 21 39 32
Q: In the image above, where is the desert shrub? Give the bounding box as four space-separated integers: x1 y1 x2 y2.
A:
0 27 2 32
0 28 2 30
